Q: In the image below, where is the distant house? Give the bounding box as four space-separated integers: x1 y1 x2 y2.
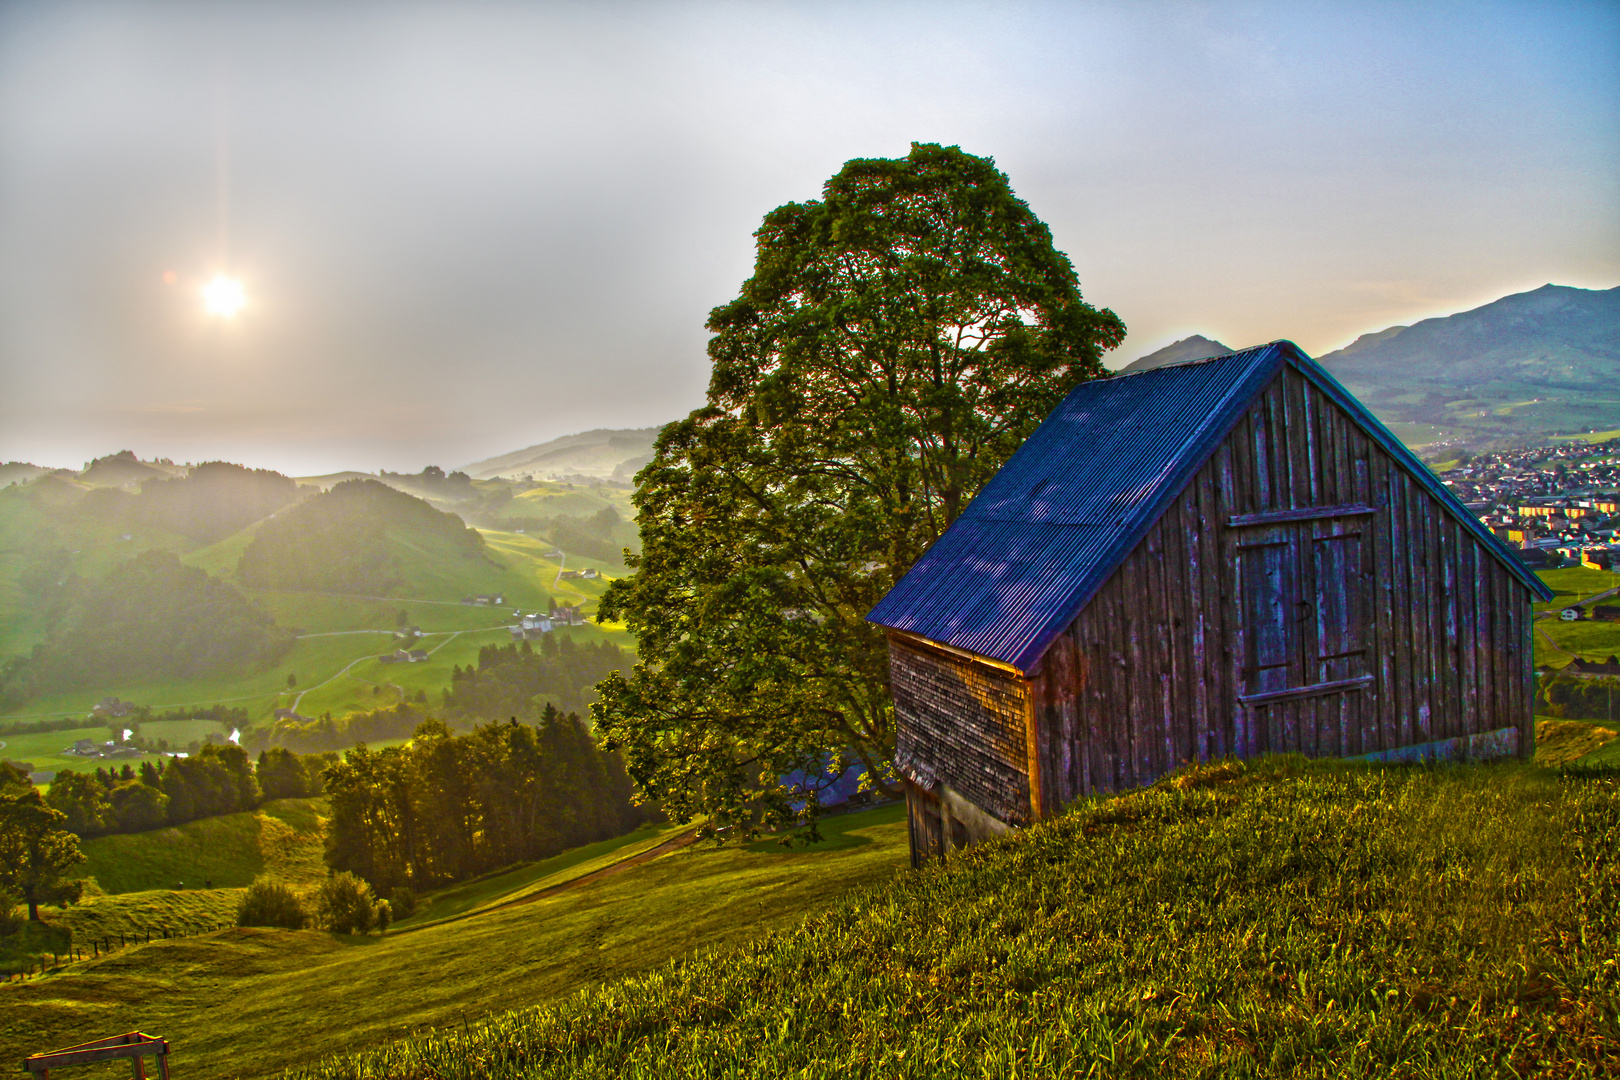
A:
273 708 310 722
72 738 98 755
407 649 428 663
558 570 583 580
510 612 555 639
867 341 1554 866
551 604 586 626
1564 656 1620 676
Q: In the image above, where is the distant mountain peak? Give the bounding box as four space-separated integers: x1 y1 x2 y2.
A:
1316 282 1620 449
1119 335 1235 374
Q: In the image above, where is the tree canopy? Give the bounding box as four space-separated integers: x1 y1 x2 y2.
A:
595 143 1124 839
0 788 84 920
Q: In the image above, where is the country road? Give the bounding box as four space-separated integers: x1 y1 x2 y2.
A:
288 625 512 712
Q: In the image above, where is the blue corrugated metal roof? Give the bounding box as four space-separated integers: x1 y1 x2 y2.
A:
866 341 1553 672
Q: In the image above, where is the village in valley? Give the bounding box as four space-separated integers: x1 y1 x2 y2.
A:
1440 437 1620 573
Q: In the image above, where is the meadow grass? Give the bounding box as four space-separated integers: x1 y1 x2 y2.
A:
0 802 910 1078
1536 567 1620 613
0 793 325 976
1535 717 1620 767
286 758 1618 1080
393 822 686 929
1541 619 1620 667
71 797 328 894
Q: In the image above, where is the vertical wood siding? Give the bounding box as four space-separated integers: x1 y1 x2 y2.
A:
1027 365 1535 810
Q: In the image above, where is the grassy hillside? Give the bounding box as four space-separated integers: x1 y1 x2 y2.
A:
290 758 1617 1080
72 796 328 894
1 797 328 975
0 803 908 1079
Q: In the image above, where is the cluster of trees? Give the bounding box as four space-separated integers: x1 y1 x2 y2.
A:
444 637 632 719
377 465 476 501
1539 674 1620 722
40 745 331 838
0 769 84 921
324 712 646 892
237 478 492 595
236 872 390 934
595 144 1125 838
257 703 431 755
72 462 302 543
0 551 295 708
465 504 628 564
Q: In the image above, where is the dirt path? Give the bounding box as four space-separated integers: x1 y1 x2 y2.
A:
394 829 699 935
1537 624 1577 660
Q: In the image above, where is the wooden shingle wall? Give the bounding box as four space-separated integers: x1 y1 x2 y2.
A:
889 635 1034 827
1027 363 1534 811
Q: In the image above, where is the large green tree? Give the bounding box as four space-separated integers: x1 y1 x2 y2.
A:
595 143 1125 839
0 789 85 920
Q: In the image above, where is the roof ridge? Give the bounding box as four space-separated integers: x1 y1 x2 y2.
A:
1103 340 1279 380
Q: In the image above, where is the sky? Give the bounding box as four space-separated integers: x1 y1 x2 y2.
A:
0 1 1615 476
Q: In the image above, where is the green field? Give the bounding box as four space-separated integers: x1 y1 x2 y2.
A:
1 520 633 732
1 796 329 975
288 759 1618 1080
72 797 328 895
1532 567 1620 668
0 720 227 782
0 802 908 1079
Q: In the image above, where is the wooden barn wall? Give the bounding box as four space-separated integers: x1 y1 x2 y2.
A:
888 635 1034 827
1028 364 1534 812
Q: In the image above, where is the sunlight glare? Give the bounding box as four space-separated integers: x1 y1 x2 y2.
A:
202 275 246 318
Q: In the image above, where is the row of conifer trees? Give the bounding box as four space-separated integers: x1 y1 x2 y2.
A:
42 745 330 837
322 710 647 893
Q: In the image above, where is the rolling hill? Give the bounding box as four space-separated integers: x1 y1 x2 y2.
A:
460 427 660 482
235 479 495 596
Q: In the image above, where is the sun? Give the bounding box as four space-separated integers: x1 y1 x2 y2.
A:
201 275 246 318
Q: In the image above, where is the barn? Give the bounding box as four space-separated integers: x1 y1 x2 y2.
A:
866 341 1555 865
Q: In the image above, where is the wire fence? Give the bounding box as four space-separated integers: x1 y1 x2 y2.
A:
4 921 236 981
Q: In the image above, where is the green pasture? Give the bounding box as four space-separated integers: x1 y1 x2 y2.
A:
0 489 202 657
290 759 1618 1080
0 801 909 1079
1538 618 1620 666
1552 428 1620 445
394 822 685 929
72 797 328 895
1 797 327 974
0 721 226 780
504 483 623 519
0 723 116 768
1534 566 1620 613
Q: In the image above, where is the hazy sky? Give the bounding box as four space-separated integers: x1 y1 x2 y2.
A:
1 1 1615 476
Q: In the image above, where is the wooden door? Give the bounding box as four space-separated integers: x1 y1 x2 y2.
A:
1234 509 1375 711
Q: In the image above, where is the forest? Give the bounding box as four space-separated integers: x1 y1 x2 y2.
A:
1539 672 1620 722
0 550 294 708
443 636 632 719
39 744 330 837
71 459 303 542
236 477 492 594
323 711 646 892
